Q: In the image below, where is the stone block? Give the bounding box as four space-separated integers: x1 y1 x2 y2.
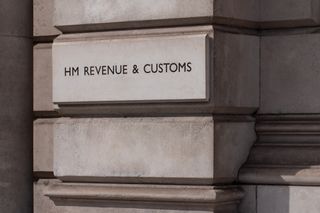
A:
257 185 320 213
54 0 214 32
53 117 255 184
52 0 320 30
0 0 32 36
213 122 255 182
34 179 60 213
239 185 257 213
53 28 209 104
52 27 259 115
34 119 56 173
53 0 261 32
35 179 241 213
260 33 320 114
213 31 259 109
34 0 60 38
260 0 320 28
34 43 56 112
54 117 214 184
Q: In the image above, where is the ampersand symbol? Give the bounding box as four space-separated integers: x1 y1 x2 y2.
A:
132 65 139 74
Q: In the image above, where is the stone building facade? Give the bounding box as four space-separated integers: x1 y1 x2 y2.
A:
1 0 320 212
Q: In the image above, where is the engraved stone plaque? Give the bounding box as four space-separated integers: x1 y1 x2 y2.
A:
53 30 210 104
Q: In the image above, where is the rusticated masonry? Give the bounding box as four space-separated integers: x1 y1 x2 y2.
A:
31 0 320 213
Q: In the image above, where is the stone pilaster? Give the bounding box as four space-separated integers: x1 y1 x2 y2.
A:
35 1 260 212
0 0 33 212
238 1 320 212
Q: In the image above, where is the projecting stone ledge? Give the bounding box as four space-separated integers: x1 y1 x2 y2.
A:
45 183 243 212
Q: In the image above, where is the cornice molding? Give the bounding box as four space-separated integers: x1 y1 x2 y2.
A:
239 114 320 185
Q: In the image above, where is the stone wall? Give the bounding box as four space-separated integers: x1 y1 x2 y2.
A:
32 1 320 213
239 1 320 212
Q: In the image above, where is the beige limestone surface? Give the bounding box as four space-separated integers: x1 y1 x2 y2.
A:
260 33 320 114
53 0 320 31
34 43 55 112
34 119 56 172
54 0 214 32
213 32 259 109
53 117 255 184
213 122 255 183
0 0 32 36
53 117 214 184
238 185 256 213
53 28 210 104
34 0 60 37
35 179 242 213
52 28 259 115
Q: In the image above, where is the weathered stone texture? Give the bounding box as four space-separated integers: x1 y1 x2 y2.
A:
0 0 32 36
53 0 320 31
214 31 259 109
34 43 56 112
53 117 254 184
54 0 214 32
34 119 56 172
257 186 320 213
260 33 320 114
35 179 240 213
260 0 320 28
34 0 60 37
213 122 255 182
54 117 214 184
